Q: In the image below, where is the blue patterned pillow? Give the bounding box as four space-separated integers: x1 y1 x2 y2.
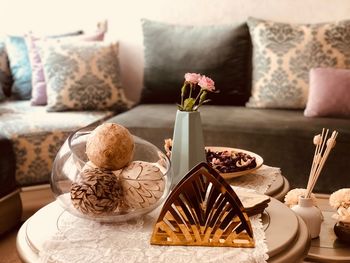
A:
247 17 350 109
5 36 32 100
5 31 84 101
40 40 132 112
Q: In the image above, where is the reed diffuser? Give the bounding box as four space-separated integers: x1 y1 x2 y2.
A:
306 128 338 198
292 128 338 238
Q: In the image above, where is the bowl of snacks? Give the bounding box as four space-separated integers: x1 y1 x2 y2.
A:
51 123 172 222
205 146 263 179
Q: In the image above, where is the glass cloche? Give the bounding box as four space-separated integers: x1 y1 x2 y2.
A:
50 125 172 222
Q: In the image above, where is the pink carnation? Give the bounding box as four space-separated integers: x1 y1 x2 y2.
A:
184 73 201 84
198 75 215 92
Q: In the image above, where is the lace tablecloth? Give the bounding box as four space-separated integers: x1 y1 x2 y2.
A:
230 165 280 194
38 165 279 263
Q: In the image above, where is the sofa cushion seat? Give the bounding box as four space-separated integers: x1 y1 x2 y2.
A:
108 104 350 193
0 101 114 187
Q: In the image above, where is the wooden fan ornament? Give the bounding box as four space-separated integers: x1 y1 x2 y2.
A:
150 162 255 248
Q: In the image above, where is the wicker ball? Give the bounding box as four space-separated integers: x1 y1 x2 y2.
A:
70 167 123 216
86 123 134 170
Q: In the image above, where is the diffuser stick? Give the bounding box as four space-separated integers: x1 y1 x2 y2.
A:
306 130 323 191
306 129 327 196
306 130 337 198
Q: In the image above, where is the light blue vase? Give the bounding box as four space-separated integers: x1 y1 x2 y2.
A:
171 110 206 187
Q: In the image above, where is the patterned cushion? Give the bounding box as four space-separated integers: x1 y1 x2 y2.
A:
0 100 115 186
25 30 105 106
5 31 84 101
39 40 132 112
247 17 350 109
0 37 12 97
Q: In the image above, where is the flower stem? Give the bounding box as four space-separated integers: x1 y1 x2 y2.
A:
194 89 203 106
180 82 187 109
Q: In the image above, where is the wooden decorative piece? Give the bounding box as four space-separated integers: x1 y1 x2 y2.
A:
150 162 255 248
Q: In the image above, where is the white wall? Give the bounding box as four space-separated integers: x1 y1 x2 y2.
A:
1 0 350 102
0 0 103 35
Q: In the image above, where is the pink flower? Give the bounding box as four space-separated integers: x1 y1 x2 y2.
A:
184 73 201 84
179 73 216 111
198 75 215 92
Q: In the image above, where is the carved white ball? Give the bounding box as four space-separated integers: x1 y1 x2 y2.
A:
119 161 165 209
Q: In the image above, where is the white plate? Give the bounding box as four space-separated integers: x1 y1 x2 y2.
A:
206 146 264 179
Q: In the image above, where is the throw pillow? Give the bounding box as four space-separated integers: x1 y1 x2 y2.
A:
0 37 12 97
25 33 46 105
246 17 350 109
25 30 105 105
304 68 350 118
140 19 252 106
6 31 84 101
40 40 131 112
5 36 32 100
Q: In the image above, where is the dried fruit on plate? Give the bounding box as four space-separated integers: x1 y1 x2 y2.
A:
206 149 257 173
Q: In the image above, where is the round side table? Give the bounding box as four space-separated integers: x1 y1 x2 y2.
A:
229 165 290 202
265 174 290 201
17 198 308 263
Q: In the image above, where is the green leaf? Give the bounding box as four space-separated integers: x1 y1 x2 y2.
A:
183 98 195 111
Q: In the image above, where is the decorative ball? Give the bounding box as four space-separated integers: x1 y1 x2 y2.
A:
334 222 350 243
70 167 123 215
120 161 165 209
86 123 134 170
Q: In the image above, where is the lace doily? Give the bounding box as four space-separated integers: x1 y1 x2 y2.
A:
38 165 279 263
229 165 279 194
39 209 268 263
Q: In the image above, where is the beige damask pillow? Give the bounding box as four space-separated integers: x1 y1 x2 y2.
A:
40 40 132 112
247 17 350 109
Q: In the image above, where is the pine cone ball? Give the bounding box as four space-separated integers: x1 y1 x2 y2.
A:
86 123 134 170
70 167 123 216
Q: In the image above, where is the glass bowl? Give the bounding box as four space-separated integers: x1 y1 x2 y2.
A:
50 125 172 222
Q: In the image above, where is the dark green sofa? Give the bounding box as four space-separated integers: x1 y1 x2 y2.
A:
108 104 350 194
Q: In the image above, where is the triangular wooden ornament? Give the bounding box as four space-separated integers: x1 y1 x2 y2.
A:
150 162 255 248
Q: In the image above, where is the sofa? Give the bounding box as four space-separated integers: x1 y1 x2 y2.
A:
0 101 114 234
109 105 350 192
0 22 132 234
1 0 350 235
105 0 350 195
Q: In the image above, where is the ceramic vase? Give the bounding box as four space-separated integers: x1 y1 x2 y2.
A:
171 110 206 187
291 196 322 239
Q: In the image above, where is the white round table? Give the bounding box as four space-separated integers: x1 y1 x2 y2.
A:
17 198 309 263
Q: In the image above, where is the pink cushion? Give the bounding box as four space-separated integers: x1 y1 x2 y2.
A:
25 30 105 105
304 68 350 118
